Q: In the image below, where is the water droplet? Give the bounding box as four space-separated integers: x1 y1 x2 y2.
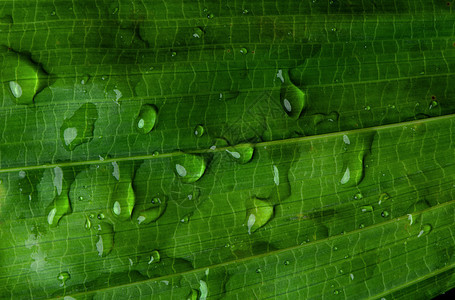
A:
331 27 337 32
242 9 249 14
339 269 344 274
173 153 207 183
354 193 363 200
333 289 341 295
57 271 70 285
350 273 354 280
85 216 91 229
359 224 365 229
194 124 205 137
96 222 114 257
1 49 48 105
46 193 72 227
97 213 105 220
246 198 274 234
381 211 389 218
429 100 438 109
60 103 98 151
147 250 161 264
135 104 158 134
207 13 214 19
171 51 177 57
199 280 208 299
360 205 373 213
134 197 167 225
193 27 204 38
284 260 290 265
333 246 338 251
342 135 350 145
340 167 351 185
89 213 95 218
180 213 191 223
240 47 248 54
378 192 390 205
364 105 371 111
256 268 262 273
110 181 135 220
226 143 254 164
280 77 306 119
417 224 432 237
187 289 199 300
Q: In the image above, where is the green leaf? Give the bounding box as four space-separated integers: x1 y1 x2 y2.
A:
1 1 455 299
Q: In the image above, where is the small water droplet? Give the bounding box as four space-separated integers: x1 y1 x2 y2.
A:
110 181 135 220
89 214 95 218
147 250 161 264
97 213 105 220
135 104 158 134
78 196 84 201
417 224 432 237
284 260 290 265
60 103 98 151
96 222 114 257
180 213 191 223
333 246 338 251
194 124 205 137
207 13 214 19
364 105 371 111
378 192 390 205
429 100 438 109
339 269 344 274
360 205 373 213
381 211 389 217
246 198 274 234
333 289 341 295
50 11 56 16
240 47 248 54
242 9 249 14
359 224 365 229
226 144 254 164
171 51 177 57
331 27 337 32
280 76 306 119
256 268 262 273
192 27 204 38
57 271 70 285
85 217 91 229
173 153 207 183
354 193 363 200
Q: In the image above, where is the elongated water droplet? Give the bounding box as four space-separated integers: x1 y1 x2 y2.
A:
46 194 72 227
193 27 204 38
57 271 70 285
187 289 199 300
199 280 208 300
60 103 98 151
135 104 158 134
96 222 114 257
85 216 91 229
246 198 274 234
194 124 205 137
280 72 306 119
1 48 48 105
173 153 207 183
147 250 161 264
110 181 135 220
135 202 167 225
226 143 254 164
417 224 432 237
360 205 373 213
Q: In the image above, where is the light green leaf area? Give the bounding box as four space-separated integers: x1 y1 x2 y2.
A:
1 0 455 299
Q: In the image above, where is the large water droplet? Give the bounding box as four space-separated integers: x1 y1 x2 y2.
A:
280 72 306 119
1 48 48 105
173 153 207 183
46 193 72 227
225 144 254 164
96 222 114 257
246 198 274 234
135 104 158 134
57 271 70 285
110 181 135 220
60 103 98 151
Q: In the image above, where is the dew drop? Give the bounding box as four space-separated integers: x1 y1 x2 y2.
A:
256 268 262 273
110 181 135 220
240 47 248 54
360 205 373 213
147 250 161 264
359 224 365 229
135 104 158 134
354 193 363 200
180 213 191 223
1 49 48 105
194 124 205 137
284 260 290 265
134 199 167 225
242 9 249 14
46 193 72 227
226 143 254 164
60 103 98 151
246 198 274 234
280 76 306 119
364 105 371 111
417 224 432 237
193 27 204 38
173 153 207 183
97 213 105 220
85 217 91 229
187 289 199 300
429 100 438 109
381 211 389 218
96 222 114 257
57 271 70 285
